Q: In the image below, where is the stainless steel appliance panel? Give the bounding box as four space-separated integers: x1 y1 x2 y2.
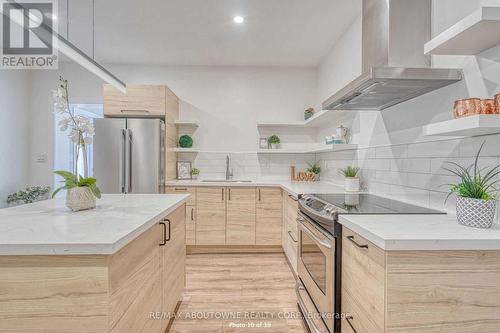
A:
126 118 164 193
93 118 127 193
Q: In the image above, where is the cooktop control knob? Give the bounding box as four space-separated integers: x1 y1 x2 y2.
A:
324 205 336 215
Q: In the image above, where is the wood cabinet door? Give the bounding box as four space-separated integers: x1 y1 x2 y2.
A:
226 187 256 245
256 187 282 245
103 84 166 117
196 187 226 245
161 205 186 330
185 205 196 245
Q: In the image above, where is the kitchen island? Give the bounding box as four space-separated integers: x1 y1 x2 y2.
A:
0 194 189 333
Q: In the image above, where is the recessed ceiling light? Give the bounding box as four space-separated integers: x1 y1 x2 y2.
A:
233 16 244 24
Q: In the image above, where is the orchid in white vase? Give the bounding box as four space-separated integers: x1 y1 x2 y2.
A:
53 76 94 178
52 77 100 211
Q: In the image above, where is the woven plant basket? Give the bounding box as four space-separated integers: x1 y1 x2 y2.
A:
66 187 96 212
456 196 496 229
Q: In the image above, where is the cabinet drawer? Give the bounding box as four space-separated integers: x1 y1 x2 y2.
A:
165 186 196 205
103 84 166 117
342 227 385 333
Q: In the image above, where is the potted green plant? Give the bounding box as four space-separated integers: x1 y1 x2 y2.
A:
7 186 50 207
190 167 200 180
52 171 102 211
340 166 360 192
444 141 499 228
307 161 321 181
268 135 281 149
304 107 315 120
179 135 193 148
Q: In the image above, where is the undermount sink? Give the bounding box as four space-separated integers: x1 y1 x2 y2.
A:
201 179 253 183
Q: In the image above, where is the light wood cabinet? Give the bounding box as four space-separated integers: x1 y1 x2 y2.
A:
282 191 299 274
226 187 256 245
161 205 186 319
164 186 196 245
0 205 186 333
342 226 500 332
256 187 282 245
164 186 196 206
196 187 226 245
103 84 167 117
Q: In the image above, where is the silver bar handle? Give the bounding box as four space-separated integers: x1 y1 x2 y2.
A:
296 282 329 333
128 130 133 193
297 217 332 249
121 129 126 193
120 109 150 113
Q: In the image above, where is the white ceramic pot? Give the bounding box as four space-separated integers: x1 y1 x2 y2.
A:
456 196 496 229
270 143 279 149
345 177 360 192
191 175 198 180
66 187 96 212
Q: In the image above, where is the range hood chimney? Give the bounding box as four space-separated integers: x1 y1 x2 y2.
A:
322 0 463 111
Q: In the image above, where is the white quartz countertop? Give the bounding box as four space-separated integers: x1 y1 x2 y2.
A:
165 179 347 198
339 214 500 251
0 194 189 256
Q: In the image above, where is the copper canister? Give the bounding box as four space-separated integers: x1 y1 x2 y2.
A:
480 99 496 114
453 98 481 118
494 94 500 114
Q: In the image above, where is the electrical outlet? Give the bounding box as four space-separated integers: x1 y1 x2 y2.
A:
35 153 47 163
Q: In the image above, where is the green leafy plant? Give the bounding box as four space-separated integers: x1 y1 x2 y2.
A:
52 171 102 199
304 107 315 120
268 135 280 145
307 161 321 175
190 168 200 176
7 186 50 205
444 141 500 201
340 166 359 178
179 135 193 148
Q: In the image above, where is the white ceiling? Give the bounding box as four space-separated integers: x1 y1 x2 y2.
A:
82 0 361 67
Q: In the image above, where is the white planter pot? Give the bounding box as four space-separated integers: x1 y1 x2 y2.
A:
66 187 96 212
270 143 280 149
456 196 496 229
345 178 360 192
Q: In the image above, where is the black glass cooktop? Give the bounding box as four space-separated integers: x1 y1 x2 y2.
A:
309 193 446 215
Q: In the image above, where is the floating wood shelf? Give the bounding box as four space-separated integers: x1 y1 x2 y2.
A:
424 6 500 55
423 115 500 137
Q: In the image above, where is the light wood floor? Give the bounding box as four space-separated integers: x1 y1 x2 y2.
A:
168 253 307 333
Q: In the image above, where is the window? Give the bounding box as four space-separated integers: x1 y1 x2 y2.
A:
53 104 103 192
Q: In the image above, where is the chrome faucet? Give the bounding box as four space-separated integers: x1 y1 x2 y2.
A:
226 155 233 180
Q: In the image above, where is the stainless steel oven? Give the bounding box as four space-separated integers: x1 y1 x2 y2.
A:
296 211 336 333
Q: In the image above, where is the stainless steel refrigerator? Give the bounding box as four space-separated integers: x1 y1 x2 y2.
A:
93 118 165 193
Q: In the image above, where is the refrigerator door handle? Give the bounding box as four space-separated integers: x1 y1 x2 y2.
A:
121 129 126 193
128 130 133 193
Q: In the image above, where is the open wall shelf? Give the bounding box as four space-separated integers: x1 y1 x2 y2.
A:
423 115 500 137
174 120 199 127
424 6 500 55
257 110 337 129
171 148 200 153
257 144 357 154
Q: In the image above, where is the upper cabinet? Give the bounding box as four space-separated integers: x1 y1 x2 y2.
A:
103 84 170 117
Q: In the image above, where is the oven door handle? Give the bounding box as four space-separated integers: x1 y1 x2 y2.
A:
298 218 332 249
296 282 329 333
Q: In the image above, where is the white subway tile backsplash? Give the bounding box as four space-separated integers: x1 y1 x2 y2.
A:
406 140 460 158
375 145 408 159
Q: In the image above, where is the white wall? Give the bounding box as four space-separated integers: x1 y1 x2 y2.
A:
315 0 500 218
27 63 318 185
0 71 31 207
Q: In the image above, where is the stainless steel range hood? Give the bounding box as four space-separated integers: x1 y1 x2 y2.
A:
322 0 463 111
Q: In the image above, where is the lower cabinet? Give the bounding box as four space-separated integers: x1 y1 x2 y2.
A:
226 187 256 245
196 187 226 245
256 187 282 245
282 191 299 274
342 226 500 333
0 205 186 333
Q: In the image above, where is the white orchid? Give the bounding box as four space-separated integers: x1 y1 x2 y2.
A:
53 77 95 178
